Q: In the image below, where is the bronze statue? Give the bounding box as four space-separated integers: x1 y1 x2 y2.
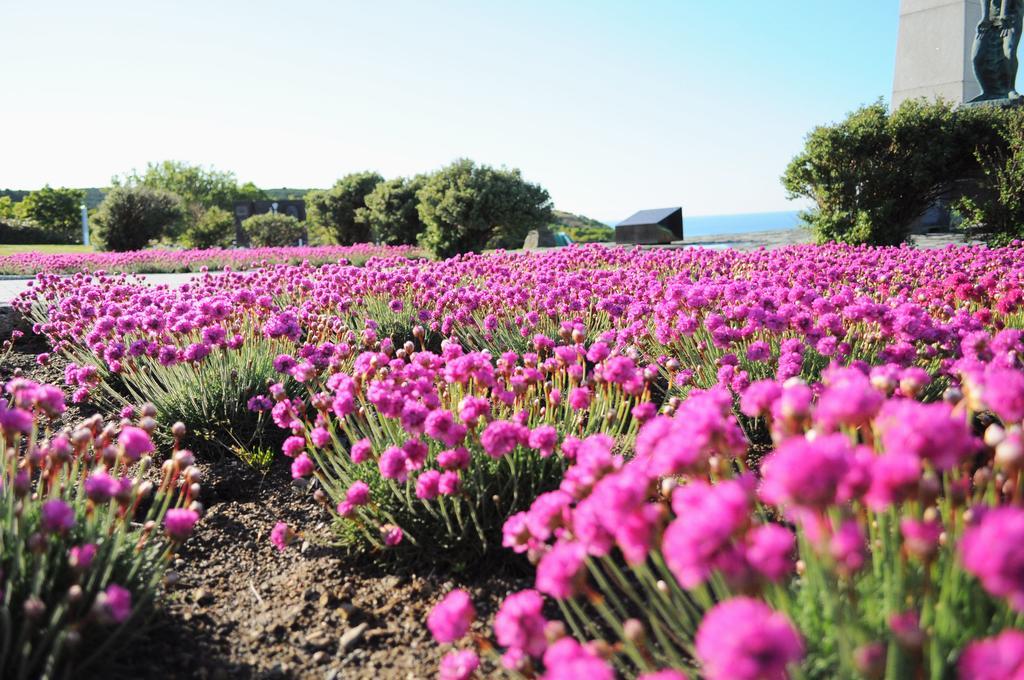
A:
971 0 1023 102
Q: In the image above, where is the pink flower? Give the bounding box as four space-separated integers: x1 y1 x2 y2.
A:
535 541 586 599
494 589 548 658
638 672 689 680
350 438 372 463
864 452 920 510
69 543 97 570
416 470 441 499
695 597 804 680
164 508 200 541
875 399 978 470
84 470 121 503
663 479 752 587
481 420 528 458
97 584 133 624
346 480 371 506
378 446 409 481
427 589 476 643
900 517 941 561
438 470 462 495
816 367 883 429
568 387 591 410
528 425 559 457
439 649 480 680
291 452 314 478
310 426 331 448
541 637 615 680
745 524 795 582
270 521 294 552
118 426 154 461
282 435 306 458
961 507 1024 611
40 499 75 534
984 366 1024 423
740 379 782 417
760 433 852 510
830 520 868 575
382 524 403 546
437 447 470 470
425 409 467 447
959 629 1024 679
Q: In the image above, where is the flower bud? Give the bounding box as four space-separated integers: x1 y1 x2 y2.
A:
141 403 157 418
67 584 83 604
853 642 886 680
171 422 187 439
995 434 1024 470
545 620 567 643
174 449 195 468
622 618 645 644
139 417 157 433
23 597 45 621
985 423 1006 448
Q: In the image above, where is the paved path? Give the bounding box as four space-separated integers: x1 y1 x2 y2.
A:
0 272 203 304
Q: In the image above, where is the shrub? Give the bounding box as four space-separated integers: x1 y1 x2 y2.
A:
416 159 552 257
305 172 383 245
437 346 1024 678
13 186 85 243
263 337 651 565
956 108 1024 246
361 175 427 245
0 382 201 678
92 186 184 252
181 206 237 249
782 99 1010 245
242 212 306 247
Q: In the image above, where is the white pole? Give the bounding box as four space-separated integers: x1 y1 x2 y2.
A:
81 204 90 246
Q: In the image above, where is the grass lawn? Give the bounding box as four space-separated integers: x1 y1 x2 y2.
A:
0 244 93 255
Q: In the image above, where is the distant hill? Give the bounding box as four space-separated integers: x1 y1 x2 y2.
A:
550 210 613 243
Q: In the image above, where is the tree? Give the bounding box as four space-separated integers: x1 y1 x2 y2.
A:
416 159 553 257
242 212 306 247
0 196 15 221
956 108 1024 246
14 186 85 242
305 171 383 245
782 99 1009 245
361 175 427 245
92 186 184 251
181 206 236 249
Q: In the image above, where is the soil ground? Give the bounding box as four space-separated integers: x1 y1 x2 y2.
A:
5 334 525 680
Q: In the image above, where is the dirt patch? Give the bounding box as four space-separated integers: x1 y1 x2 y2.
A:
89 456 524 680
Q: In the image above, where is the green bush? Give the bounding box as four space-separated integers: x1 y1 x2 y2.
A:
181 206 236 249
0 383 201 678
242 212 306 247
305 172 383 245
956 108 1024 246
13 186 85 243
782 99 1010 245
361 175 427 245
416 159 552 257
92 186 184 252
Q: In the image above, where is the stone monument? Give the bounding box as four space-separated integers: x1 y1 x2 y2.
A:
894 0 1021 107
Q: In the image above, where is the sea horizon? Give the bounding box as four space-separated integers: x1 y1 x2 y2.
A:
602 209 803 236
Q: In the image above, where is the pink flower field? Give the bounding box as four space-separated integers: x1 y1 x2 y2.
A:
4 241 1024 678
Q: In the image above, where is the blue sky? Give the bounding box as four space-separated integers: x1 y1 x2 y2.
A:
1 1 899 220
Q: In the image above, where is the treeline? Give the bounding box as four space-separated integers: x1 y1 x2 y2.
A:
1 159 563 255
784 99 1024 246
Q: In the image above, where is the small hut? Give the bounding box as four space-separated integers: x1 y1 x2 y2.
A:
615 207 683 245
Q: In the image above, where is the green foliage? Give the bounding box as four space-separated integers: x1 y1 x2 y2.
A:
242 211 306 247
416 159 553 257
955 108 1024 246
550 210 612 243
114 161 242 211
0 196 16 220
782 99 1010 245
92 186 184 252
181 206 237 249
361 175 427 245
0 398 198 679
13 186 85 242
305 172 383 245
